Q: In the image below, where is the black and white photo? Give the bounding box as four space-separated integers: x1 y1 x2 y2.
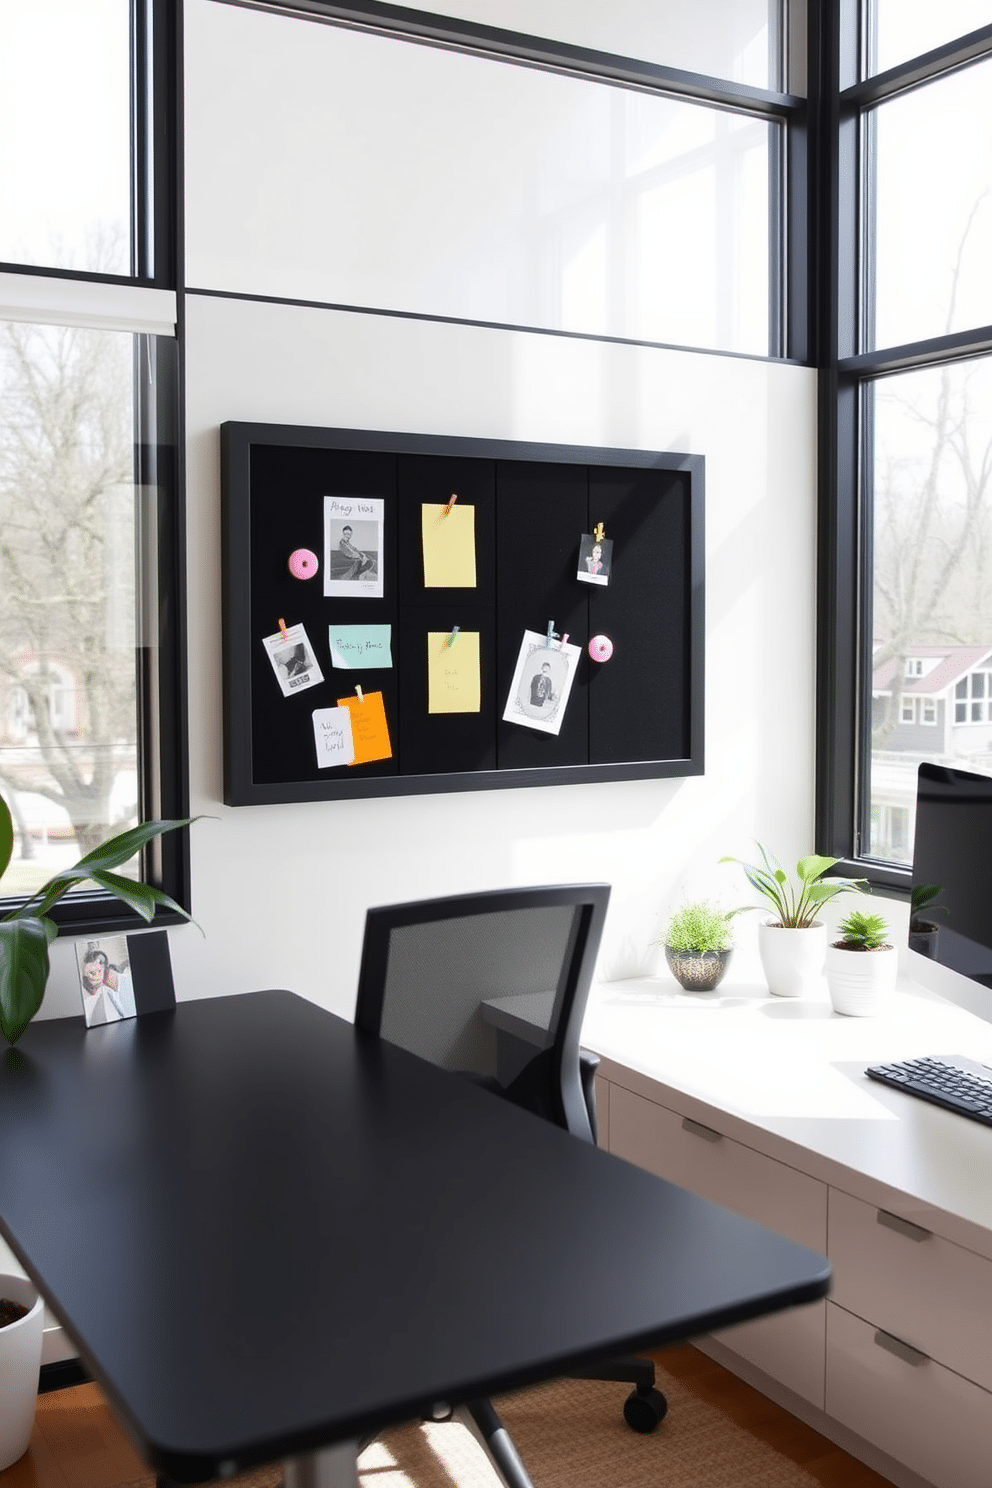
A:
263 622 324 697
502 629 581 736
576 533 613 586
323 496 385 599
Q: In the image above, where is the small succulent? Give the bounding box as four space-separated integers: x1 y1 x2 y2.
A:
663 901 737 955
835 909 891 951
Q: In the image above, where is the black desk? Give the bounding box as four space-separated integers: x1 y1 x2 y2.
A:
0 992 829 1486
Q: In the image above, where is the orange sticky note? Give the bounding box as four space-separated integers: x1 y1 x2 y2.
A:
336 690 393 766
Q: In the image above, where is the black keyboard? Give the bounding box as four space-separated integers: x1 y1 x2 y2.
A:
866 1056 992 1127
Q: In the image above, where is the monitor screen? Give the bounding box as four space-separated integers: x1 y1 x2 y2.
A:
911 762 992 999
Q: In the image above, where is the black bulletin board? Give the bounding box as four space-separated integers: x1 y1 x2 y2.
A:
221 423 704 805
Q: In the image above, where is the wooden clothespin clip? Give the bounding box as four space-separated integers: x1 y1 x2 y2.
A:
278 617 288 641
447 626 460 648
546 621 558 649
356 685 364 705
444 493 458 516
593 522 605 544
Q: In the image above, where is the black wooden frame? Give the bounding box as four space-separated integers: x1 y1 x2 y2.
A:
221 422 704 805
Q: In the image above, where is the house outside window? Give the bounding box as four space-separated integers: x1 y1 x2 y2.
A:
0 0 187 930
818 3 992 877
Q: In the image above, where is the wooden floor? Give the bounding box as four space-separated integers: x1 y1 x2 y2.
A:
656 1344 894 1488
6 1345 895 1488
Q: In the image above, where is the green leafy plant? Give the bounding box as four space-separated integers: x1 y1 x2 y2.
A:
910 882 947 932
663 901 737 954
720 844 868 929
0 791 197 1045
834 909 891 951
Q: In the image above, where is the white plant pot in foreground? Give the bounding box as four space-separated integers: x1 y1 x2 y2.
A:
0 1272 44 1471
825 942 898 1016
758 921 827 998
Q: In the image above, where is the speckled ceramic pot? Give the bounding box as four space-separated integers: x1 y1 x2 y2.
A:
664 946 733 992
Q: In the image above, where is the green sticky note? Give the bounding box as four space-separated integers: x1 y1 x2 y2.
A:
328 625 393 669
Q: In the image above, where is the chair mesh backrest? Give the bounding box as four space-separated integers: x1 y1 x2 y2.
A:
378 902 581 1076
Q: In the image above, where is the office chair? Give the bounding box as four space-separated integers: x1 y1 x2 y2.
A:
354 884 667 1488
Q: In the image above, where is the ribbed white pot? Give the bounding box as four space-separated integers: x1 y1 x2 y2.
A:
758 921 827 998
825 943 898 1016
0 1273 44 1471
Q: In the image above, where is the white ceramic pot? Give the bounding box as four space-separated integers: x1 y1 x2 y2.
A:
757 921 827 998
825 942 898 1016
0 1272 44 1471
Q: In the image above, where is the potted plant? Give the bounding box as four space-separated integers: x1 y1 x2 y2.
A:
908 882 946 959
0 1273 44 1470
661 901 737 992
0 790 196 1046
721 844 868 998
825 909 898 1016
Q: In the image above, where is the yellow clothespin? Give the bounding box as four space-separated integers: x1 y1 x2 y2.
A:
278 617 288 640
356 685 364 705
593 522 605 544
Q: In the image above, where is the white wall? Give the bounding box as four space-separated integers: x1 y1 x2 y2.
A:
40 0 818 1020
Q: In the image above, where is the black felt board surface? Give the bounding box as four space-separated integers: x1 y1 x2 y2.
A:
221 423 704 804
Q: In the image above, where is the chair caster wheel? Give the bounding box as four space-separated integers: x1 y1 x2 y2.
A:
623 1386 667 1432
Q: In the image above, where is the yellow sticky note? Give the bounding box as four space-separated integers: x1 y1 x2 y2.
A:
427 632 481 714
422 503 477 588
336 690 393 765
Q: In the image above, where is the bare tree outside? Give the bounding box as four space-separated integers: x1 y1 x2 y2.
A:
868 193 992 860
0 319 139 894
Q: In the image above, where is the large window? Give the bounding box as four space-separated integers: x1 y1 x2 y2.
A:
818 4 992 880
0 0 186 931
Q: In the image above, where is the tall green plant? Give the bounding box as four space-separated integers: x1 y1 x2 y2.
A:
0 792 196 1045
721 844 868 929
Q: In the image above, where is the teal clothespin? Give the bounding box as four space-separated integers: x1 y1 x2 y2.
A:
546 620 558 648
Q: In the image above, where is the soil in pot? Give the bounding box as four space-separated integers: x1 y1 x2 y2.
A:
0 1298 29 1329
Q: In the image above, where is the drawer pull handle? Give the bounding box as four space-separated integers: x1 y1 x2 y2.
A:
873 1329 929 1368
681 1117 721 1143
876 1209 931 1243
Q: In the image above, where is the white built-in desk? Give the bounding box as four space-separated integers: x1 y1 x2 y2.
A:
571 970 992 1488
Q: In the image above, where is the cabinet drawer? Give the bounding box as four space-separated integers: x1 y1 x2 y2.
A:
829 1189 992 1391
826 1302 991 1488
712 1299 825 1407
609 1085 827 1250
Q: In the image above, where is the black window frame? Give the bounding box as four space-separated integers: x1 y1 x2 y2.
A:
0 0 189 936
814 1 992 894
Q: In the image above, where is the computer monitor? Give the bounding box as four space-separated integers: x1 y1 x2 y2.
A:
909 761 992 1024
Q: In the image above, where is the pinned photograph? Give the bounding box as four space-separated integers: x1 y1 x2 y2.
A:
324 496 385 599
576 534 613 586
263 622 324 698
502 629 581 736
77 935 136 1027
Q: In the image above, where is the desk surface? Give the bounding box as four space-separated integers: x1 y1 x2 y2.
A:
577 969 992 1258
0 991 828 1482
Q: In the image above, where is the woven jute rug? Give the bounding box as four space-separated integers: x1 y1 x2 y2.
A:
111 1367 818 1488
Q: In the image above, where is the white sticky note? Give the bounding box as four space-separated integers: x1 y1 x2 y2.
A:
312 705 355 769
